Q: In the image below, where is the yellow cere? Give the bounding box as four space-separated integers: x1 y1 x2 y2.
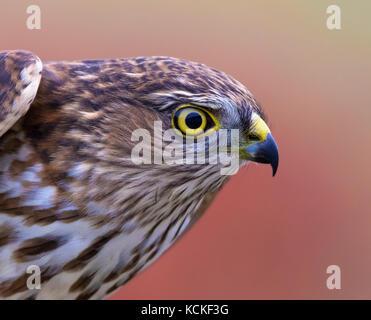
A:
250 113 271 142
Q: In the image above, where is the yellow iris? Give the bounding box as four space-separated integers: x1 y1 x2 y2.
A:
172 105 219 137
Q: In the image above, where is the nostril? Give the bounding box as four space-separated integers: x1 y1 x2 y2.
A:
248 133 261 142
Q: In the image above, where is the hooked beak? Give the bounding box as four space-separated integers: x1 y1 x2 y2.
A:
244 114 279 176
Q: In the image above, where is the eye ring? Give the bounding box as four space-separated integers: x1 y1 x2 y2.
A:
171 105 219 137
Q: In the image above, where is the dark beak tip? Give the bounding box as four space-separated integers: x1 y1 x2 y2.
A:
269 134 279 177
271 160 278 177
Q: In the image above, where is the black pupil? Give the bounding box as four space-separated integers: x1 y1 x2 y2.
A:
185 112 202 129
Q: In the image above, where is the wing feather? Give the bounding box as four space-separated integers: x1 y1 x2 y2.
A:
0 50 42 137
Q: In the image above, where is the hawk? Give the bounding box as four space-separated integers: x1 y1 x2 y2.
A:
0 50 278 299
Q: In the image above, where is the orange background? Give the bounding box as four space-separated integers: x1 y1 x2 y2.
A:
1 0 370 299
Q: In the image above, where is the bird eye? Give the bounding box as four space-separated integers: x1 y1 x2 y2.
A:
172 105 219 137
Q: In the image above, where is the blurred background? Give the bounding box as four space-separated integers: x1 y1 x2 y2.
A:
1 0 370 299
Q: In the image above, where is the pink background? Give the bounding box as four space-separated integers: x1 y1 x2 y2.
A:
1 0 370 299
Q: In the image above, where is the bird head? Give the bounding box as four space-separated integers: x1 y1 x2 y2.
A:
27 56 279 220
109 56 279 176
